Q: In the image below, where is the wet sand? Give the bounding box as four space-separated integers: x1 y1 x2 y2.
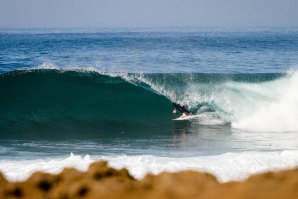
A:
0 161 297 199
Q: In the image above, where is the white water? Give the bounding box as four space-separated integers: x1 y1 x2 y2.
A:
177 71 298 132
232 71 298 132
0 151 298 182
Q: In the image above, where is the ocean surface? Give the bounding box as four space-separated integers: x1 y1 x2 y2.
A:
0 28 298 182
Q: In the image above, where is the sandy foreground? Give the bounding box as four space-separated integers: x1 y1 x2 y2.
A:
0 161 297 199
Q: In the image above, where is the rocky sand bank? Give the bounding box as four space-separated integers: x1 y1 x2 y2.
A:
0 161 297 199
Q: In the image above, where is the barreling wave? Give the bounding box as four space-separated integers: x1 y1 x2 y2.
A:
0 67 297 138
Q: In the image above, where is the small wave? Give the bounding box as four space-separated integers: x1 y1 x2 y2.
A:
1 151 298 182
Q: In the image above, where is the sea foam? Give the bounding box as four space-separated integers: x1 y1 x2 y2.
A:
232 71 298 132
1 151 298 182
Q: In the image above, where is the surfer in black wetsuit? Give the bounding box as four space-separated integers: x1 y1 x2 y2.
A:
172 103 194 118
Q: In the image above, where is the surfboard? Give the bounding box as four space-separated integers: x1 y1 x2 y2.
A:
173 114 200 121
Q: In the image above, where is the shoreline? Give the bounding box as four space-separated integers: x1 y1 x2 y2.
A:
0 161 297 199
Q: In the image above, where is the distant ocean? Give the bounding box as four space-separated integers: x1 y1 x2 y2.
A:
0 28 298 182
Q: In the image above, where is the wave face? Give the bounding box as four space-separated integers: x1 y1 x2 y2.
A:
1 68 298 138
0 69 173 138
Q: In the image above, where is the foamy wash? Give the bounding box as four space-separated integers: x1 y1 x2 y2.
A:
0 28 298 182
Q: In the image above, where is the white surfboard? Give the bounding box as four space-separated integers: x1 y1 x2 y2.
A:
173 114 200 121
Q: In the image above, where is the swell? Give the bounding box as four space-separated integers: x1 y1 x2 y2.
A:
0 69 173 138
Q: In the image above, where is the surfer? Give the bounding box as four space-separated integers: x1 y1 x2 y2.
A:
172 103 194 118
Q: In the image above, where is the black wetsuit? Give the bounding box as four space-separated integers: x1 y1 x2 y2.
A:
173 103 193 114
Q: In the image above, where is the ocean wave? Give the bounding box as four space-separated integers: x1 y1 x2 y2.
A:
1 66 297 135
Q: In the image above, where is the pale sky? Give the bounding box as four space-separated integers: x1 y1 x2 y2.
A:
0 0 297 28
